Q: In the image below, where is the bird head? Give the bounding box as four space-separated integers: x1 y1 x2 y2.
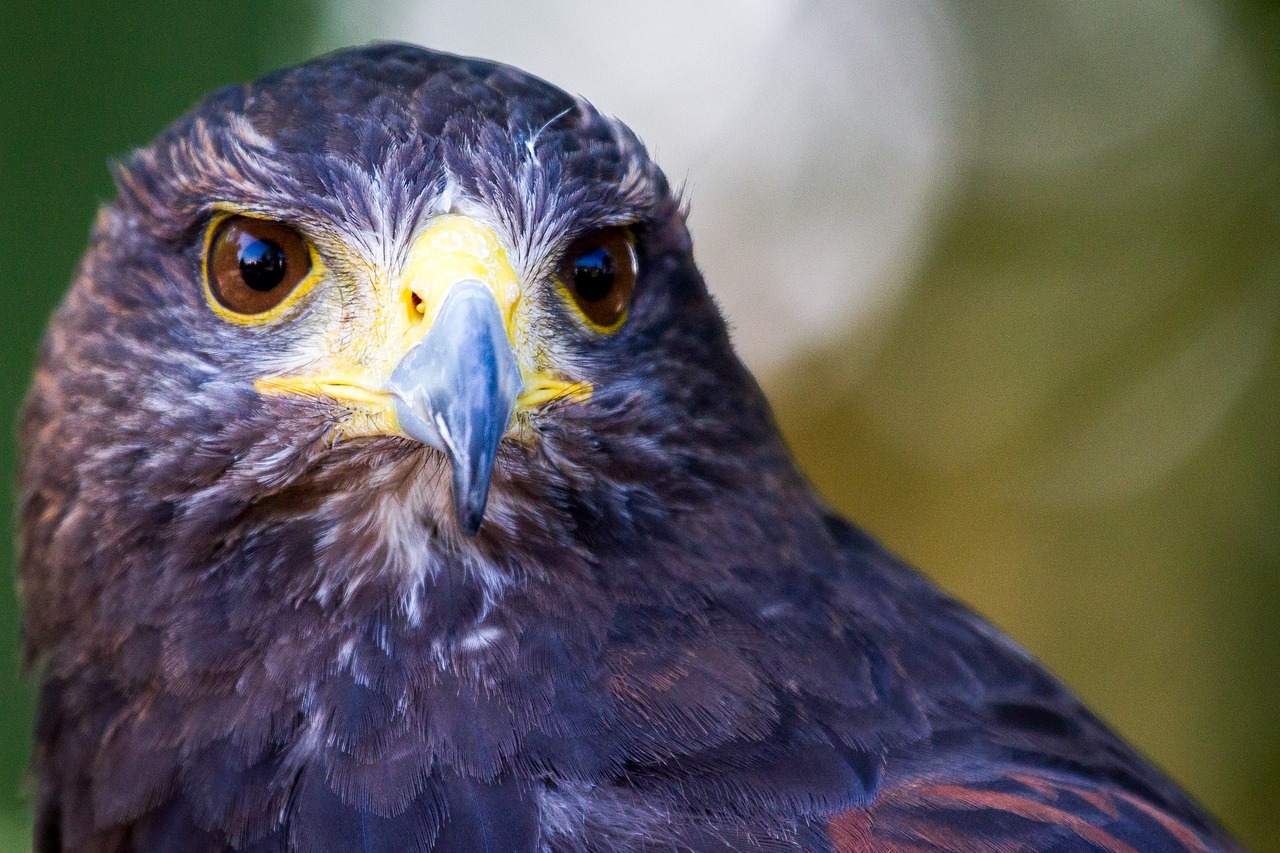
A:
20 44 787 619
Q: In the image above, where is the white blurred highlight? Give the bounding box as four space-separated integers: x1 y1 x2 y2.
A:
319 0 962 373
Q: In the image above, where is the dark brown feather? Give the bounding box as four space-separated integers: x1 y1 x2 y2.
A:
19 44 1241 852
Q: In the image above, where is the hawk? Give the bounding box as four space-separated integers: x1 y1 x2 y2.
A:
19 44 1240 852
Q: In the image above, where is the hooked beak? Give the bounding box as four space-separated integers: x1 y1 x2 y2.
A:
255 215 587 535
386 279 522 534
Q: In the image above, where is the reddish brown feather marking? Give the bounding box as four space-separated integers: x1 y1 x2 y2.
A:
1006 771 1120 820
825 809 876 852
824 771 1217 853
827 790 1032 853
1006 770 1212 853
827 809 913 853
904 783 1141 853
1123 794 1214 853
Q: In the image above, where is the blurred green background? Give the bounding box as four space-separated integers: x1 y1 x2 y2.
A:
1 1 1277 851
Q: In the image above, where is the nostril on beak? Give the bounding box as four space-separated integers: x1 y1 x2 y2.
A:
405 289 426 326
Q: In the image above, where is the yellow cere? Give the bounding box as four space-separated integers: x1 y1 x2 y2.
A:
400 215 523 333
251 214 591 441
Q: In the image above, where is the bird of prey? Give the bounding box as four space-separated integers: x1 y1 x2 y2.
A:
19 44 1241 853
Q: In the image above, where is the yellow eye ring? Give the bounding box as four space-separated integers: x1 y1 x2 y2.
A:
202 211 326 325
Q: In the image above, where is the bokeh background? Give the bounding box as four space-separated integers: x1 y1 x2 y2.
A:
2 0 1277 849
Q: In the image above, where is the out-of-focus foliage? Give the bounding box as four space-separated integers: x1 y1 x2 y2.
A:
1 1 1276 850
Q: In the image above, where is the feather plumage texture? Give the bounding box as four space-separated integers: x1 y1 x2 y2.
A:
19 45 1241 852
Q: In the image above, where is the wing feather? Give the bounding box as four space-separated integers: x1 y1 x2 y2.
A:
826 768 1232 853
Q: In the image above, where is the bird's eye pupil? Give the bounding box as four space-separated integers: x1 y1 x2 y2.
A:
238 239 288 292
558 227 637 330
571 247 616 302
206 216 312 317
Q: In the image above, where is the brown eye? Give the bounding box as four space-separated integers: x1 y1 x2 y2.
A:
559 227 637 329
207 216 312 316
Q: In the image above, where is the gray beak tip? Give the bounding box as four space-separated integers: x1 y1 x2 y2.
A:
386 281 523 537
456 495 486 537
451 458 493 537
